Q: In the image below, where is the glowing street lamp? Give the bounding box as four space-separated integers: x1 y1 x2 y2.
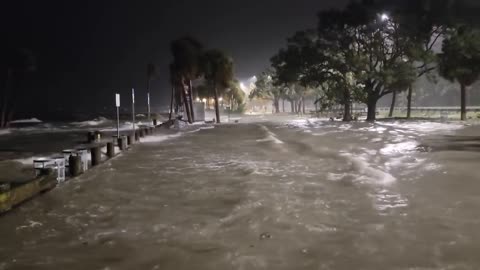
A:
380 13 389 21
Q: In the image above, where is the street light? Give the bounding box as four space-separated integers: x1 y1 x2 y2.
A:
219 97 224 109
380 13 389 21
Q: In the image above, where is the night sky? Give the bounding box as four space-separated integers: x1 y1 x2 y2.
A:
2 0 350 117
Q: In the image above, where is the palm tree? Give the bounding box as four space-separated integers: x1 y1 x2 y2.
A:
202 49 234 123
146 63 156 122
170 37 204 123
1 48 36 128
438 26 480 120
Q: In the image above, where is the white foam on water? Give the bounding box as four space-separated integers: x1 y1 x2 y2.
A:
257 125 284 144
10 118 43 124
140 133 183 143
342 153 396 185
72 117 109 127
0 129 11 136
13 156 45 166
186 126 215 134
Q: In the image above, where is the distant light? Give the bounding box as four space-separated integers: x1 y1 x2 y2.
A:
380 13 389 21
219 97 223 102
196 97 200 102
240 82 247 91
202 98 207 103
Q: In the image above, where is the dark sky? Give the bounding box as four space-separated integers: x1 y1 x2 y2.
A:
2 0 349 116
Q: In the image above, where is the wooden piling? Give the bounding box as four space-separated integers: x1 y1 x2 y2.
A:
107 142 115 158
135 131 140 141
87 131 95 143
69 155 83 177
91 146 102 166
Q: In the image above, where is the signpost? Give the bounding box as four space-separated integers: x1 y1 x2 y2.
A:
132 88 135 134
115 93 120 137
147 92 151 125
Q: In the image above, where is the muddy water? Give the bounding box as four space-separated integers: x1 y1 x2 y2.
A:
1 119 480 270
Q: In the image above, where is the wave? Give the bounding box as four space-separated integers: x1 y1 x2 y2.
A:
72 117 110 127
10 118 43 124
257 125 284 144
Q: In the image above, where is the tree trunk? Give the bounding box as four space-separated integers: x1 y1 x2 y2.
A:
460 83 467 121
169 85 175 120
343 103 352 122
1 69 13 128
388 90 397 118
282 99 285 112
406 85 413 119
213 83 221 123
366 97 377 122
274 98 280 113
302 97 306 114
188 80 195 122
290 100 294 113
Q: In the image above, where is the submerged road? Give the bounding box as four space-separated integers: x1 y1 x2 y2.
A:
1 119 480 269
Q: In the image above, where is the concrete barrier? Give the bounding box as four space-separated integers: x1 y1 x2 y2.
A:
0 169 57 214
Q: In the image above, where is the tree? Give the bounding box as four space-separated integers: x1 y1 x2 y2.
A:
271 30 321 115
438 25 480 120
170 37 204 123
330 1 416 121
390 0 455 118
202 49 234 123
249 70 283 113
0 48 36 128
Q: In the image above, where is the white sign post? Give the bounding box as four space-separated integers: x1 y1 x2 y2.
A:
147 92 151 125
115 93 120 138
132 88 136 134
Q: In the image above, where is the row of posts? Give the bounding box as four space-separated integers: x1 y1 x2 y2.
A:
68 126 156 177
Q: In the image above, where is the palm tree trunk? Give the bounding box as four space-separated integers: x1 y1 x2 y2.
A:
282 99 285 112
188 80 195 122
407 85 413 119
388 90 397 118
213 82 220 123
180 81 192 123
169 85 175 120
461 83 467 121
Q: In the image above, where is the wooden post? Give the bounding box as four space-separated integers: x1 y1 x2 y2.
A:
87 132 95 143
135 131 140 141
107 142 115 158
140 129 145 138
153 119 157 126
126 135 134 146
91 146 102 166
69 155 83 176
